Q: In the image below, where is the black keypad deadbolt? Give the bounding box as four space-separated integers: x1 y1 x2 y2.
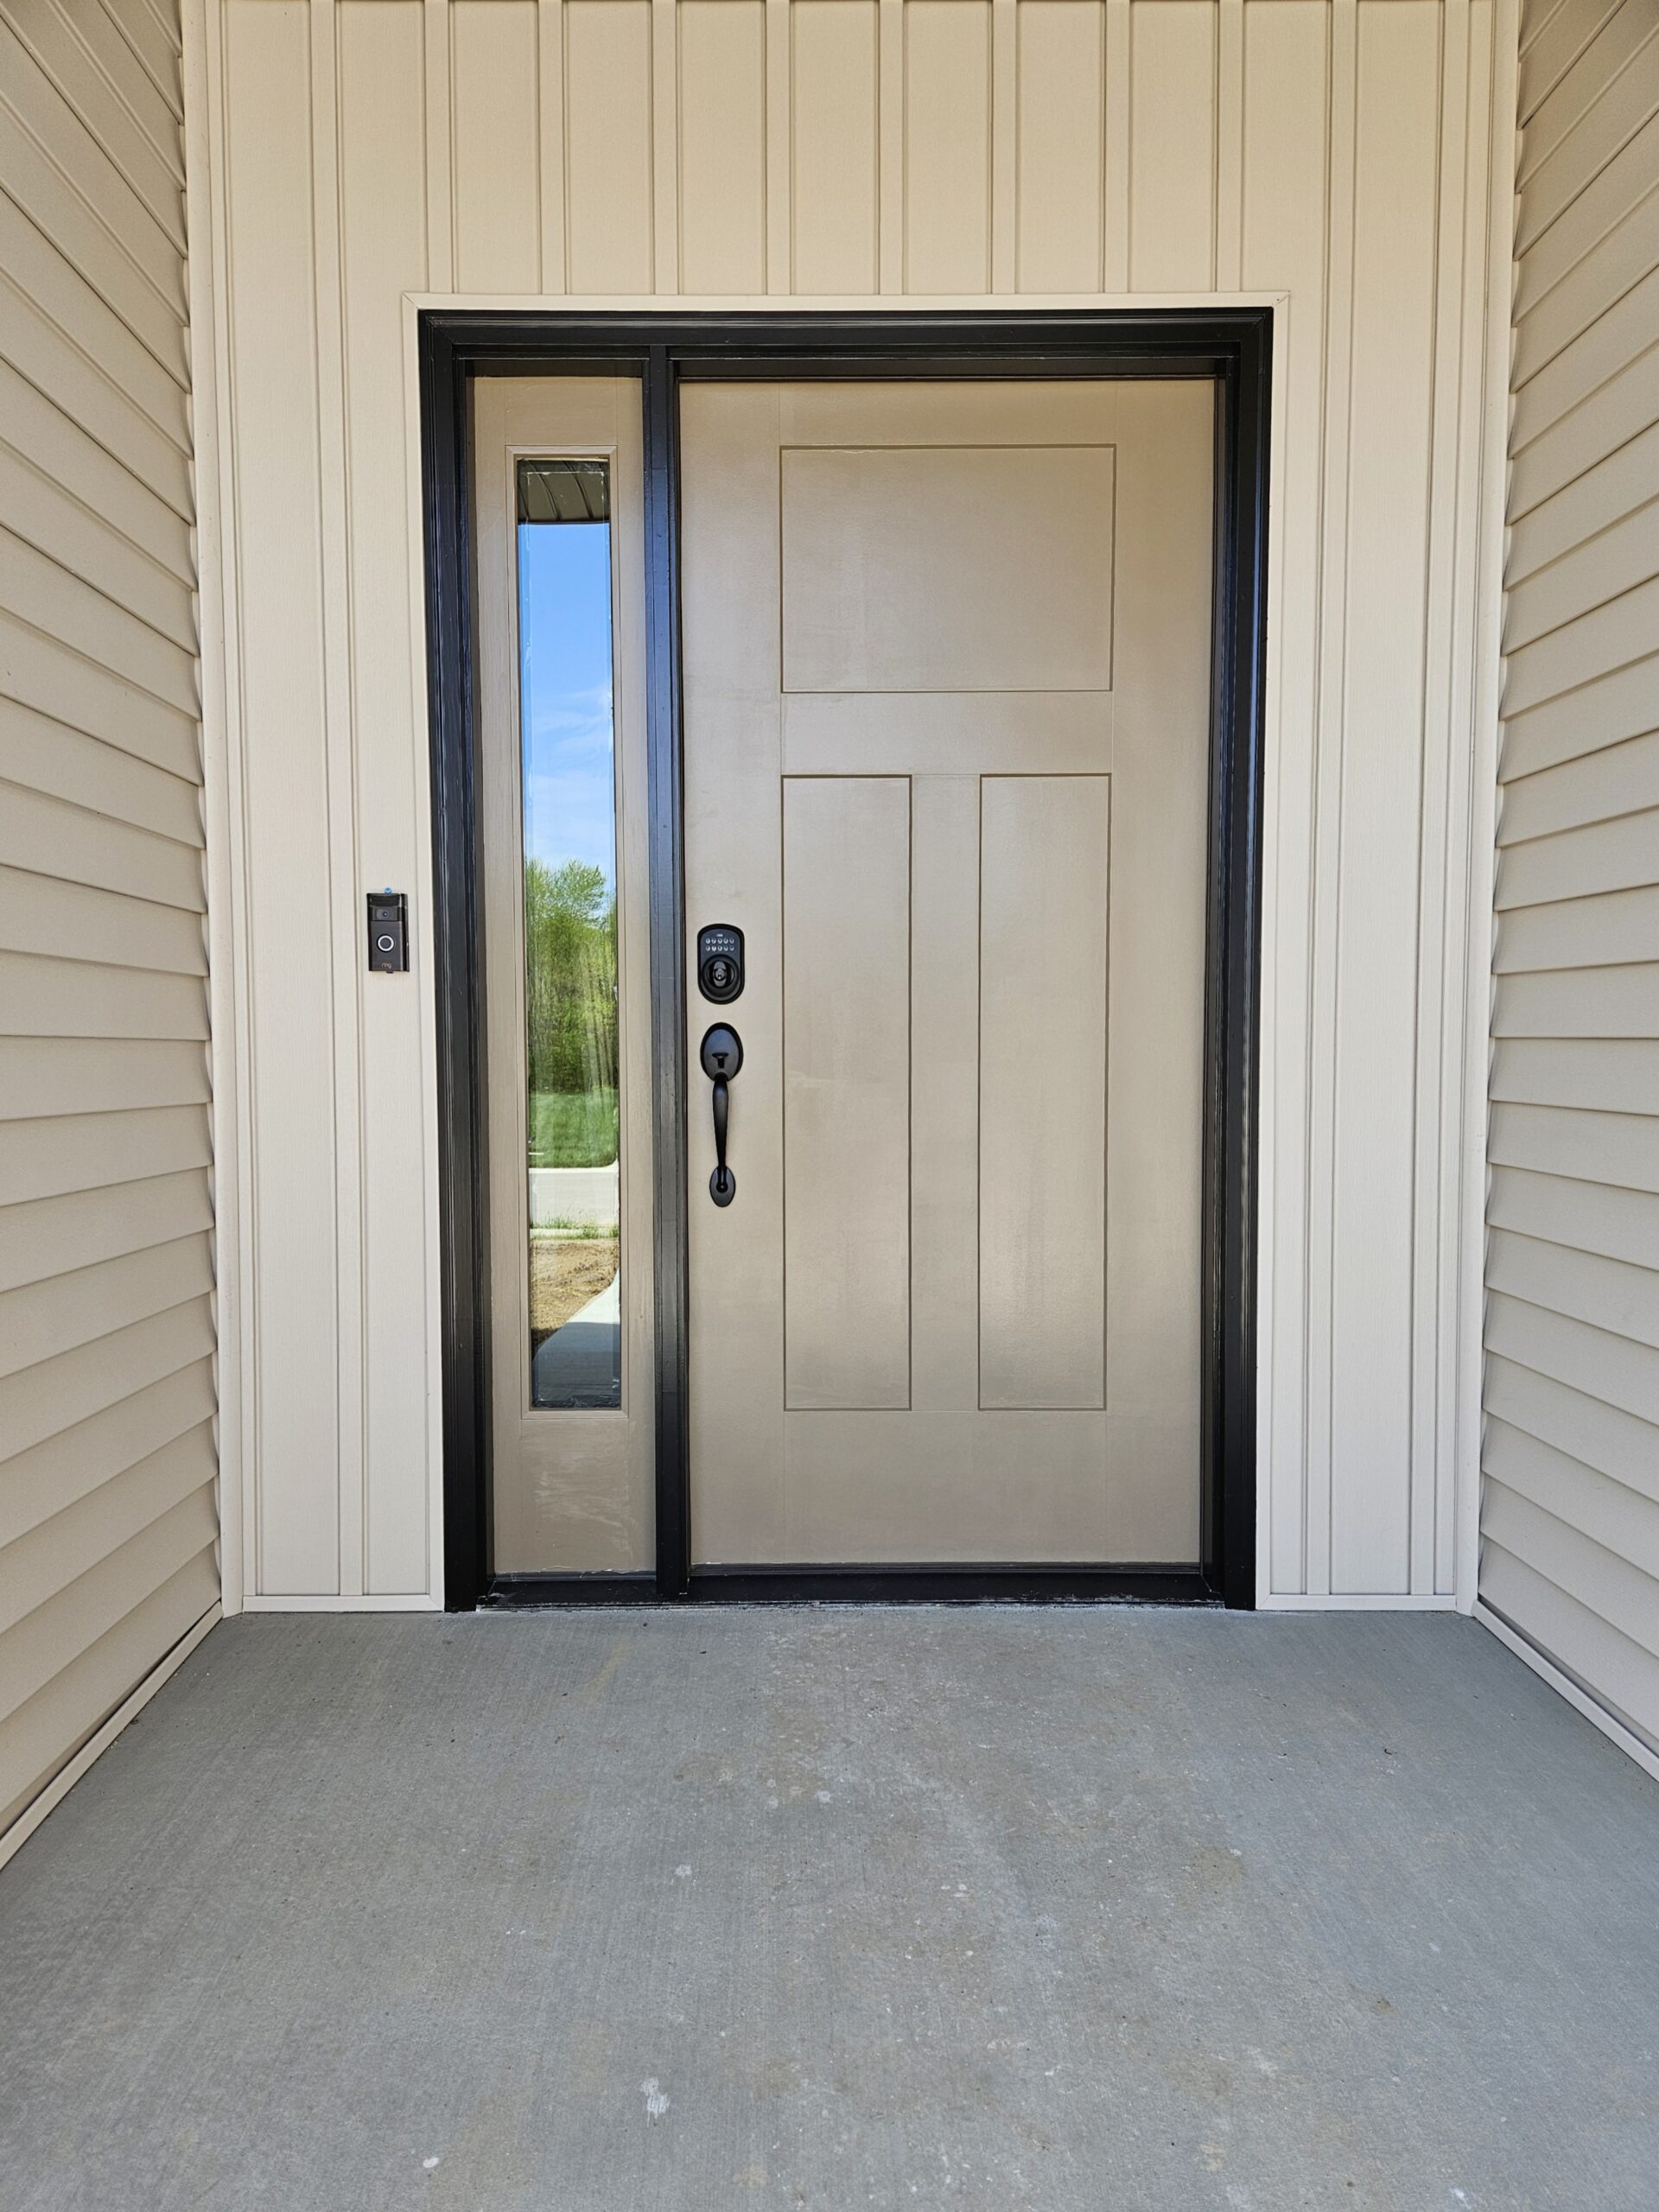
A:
367 890 408 974
697 924 745 1005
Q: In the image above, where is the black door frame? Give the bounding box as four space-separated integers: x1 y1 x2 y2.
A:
420 308 1270 1612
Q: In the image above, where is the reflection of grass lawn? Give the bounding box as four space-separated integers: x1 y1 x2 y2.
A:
529 1088 617 1169
529 1229 619 1344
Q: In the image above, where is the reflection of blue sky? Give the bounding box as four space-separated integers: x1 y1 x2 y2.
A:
518 521 615 887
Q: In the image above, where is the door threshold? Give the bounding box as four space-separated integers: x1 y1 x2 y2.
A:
485 1573 658 1608
484 1566 1217 1607
689 1567 1217 1605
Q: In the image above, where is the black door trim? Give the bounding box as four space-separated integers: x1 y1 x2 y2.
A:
486 1566 1213 1609
419 309 1270 1612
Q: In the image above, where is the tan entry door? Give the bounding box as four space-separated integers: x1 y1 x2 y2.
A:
682 379 1213 1567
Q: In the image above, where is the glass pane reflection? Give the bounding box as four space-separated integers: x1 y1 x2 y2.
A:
518 460 621 1409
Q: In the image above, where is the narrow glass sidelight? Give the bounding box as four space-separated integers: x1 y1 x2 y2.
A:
516 458 621 1409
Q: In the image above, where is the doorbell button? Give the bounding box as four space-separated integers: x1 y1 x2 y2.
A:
366 890 408 974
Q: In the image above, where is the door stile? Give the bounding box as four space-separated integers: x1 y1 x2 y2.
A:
644 350 692 1597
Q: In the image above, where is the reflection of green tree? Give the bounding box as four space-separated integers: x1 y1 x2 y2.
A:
524 858 616 1098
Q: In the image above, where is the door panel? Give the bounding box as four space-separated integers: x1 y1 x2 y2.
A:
781 774 912 1413
779 444 1115 692
683 378 1212 1568
979 773 1111 1413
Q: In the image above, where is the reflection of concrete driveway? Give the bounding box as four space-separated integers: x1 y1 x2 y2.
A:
532 1271 620 1406
529 1162 618 1227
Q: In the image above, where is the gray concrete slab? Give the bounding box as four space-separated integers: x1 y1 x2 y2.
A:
1 1609 1656 2211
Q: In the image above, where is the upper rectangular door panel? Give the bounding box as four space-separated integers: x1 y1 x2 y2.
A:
780 444 1116 692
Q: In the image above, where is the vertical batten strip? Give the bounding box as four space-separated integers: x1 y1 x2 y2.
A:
879 0 904 293
400 228 446 1599
1304 0 1360 1599
221 0 340 1595
1103 0 1130 293
652 0 677 295
990 0 1016 295
308 0 365 1601
339 2 438 1596
765 0 791 292
1452 0 1503 1607
423 0 453 290
538 0 568 293
1413 0 1469 1598
1332 0 1441 1598
1240 0 1330 1597
1216 0 1244 294
186 0 248 1613
215 0 264 1605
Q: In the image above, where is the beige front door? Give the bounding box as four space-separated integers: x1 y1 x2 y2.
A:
682 379 1214 1567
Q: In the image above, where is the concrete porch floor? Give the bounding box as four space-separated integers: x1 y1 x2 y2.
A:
2 1610 1656 2210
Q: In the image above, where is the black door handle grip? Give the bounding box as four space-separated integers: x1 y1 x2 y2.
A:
699 1024 742 1208
711 1073 731 1202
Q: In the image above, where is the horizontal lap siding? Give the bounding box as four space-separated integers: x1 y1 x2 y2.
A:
1484 0 1659 1751
0 0 217 1847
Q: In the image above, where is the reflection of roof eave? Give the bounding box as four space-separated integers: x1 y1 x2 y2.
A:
518 456 611 524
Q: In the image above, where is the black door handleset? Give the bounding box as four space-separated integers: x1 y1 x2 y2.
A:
697 925 745 1207
700 1023 742 1207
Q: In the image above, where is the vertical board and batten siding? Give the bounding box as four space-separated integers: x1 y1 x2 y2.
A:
1483 0 1659 1751
0 0 218 1843
197 0 1503 1604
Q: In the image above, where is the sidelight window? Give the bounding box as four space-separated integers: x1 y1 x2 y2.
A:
516 458 621 1410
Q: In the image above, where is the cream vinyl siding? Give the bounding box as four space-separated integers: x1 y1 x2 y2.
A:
1482 0 1659 1750
0 0 218 1841
196 0 1503 1604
